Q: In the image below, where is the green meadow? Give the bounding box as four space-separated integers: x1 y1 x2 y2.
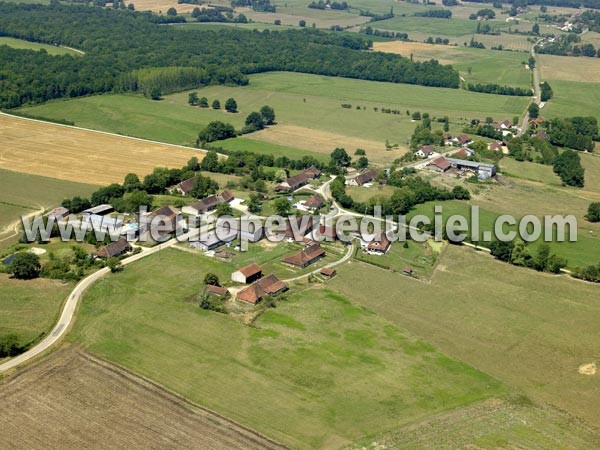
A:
541 80 600 120
0 36 81 56
70 248 503 449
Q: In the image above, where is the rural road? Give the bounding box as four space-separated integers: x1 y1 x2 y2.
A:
518 39 543 137
0 231 194 374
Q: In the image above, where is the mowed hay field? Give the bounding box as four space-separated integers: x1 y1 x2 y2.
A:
538 54 600 84
70 249 504 449
330 245 600 428
373 41 532 88
0 347 287 450
0 37 81 56
0 114 201 185
129 0 202 13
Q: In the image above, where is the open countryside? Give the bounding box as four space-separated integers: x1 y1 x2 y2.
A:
1 0 599 448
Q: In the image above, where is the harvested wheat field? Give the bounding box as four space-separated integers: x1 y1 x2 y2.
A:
373 41 458 64
0 347 286 450
246 124 407 165
0 114 202 185
538 54 600 83
128 0 200 13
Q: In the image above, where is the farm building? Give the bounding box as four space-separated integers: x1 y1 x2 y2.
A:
191 230 235 251
303 166 322 179
272 216 315 241
347 169 378 187
445 158 496 178
428 157 452 173
275 172 310 192
303 194 324 211
282 243 326 268
487 142 503 152
320 267 336 278
95 237 131 259
47 207 69 220
168 177 195 196
455 134 472 146
216 217 264 243
139 205 182 242
366 232 391 255
205 285 230 297
82 204 114 218
415 145 435 158
182 190 234 216
231 263 263 284
236 274 288 304
83 214 123 233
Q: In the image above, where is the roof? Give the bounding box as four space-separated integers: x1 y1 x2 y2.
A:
419 145 434 153
488 142 503 151
83 204 113 215
501 119 512 127
454 148 470 158
48 207 68 218
285 172 310 188
303 166 321 178
95 237 131 259
304 194 324 210
282 244 326 267
317 225 337 240
205 284 229 296
456 134 472 144
429 157 451 171
236 263 262 278
351 169 378 186
402 267 414 273
237 274 288 304
189 195 221 213
320 267 336 277
445 157 495 172
175 177 195 195
367 232 391 252
148 205 180 233
220 189 234 203
535 130 548 140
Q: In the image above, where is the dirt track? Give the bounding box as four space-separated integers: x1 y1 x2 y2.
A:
0 113 201 185
0 347 287 450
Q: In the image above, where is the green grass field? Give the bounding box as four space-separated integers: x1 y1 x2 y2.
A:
70 248 504 448
541 80 600 120
331 245 600 429
0 274 72 350
370 16 509 37
0 37 81 56
0 169 98 249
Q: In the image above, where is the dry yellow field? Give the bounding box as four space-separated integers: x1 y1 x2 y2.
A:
128 0 199 13
373 41 458 64
0 114 201 185
538 54 600 83
245 124 407 165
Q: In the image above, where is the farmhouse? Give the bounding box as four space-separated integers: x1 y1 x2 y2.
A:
231 263 263 284
236 274 288 304
454 148 473 158
191 230 235 251
428 157 451 173
303 194 324 211
47 207 69 220
303 166 322 179
273 215 315 241
139 205 182 242
455 134 472 146
84 214 123 233
347 169 378 187
415 145 435 158
168 177 195 196
366 232 391 255
443 133 454 146
95 237 131 259
487 142 503 152
282 243 326 268
275 172 310 192
182 190 234 216
82 204 114 218
535 130 549 140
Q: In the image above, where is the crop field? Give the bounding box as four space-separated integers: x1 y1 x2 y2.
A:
0 113 201 186
368 16 509 37
0 37 81 56
0 347 286 449
538 54 600 84
129 0 201 13
0 274 72 351
21 72 529 165
241 7 368 28
373 41 532 88
70 248 504 449
0 168 97 248
331 245 600 429
540 80 600 120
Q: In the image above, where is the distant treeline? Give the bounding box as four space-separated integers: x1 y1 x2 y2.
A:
231 0 276 12
466 83 532 96
308 1 349 10
414 9 452 18
461 0 599 9
0 3 460 109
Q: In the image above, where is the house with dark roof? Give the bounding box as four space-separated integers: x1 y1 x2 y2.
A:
139 205 182 242
47 207 69 220
236 274 288 304
487 142 503 152
275 172 310 192
428 157 451 172
205 285 230 297
320 267 336 278
303 194 324 211
415 145 435 158
282 243 326 268
169 177 196 196
347 169 378 187
182 190 234 216
95 237 132 259
231 264 263 284
82 204 114 218
366 232 391 255
455 134 473 146
303 166 322 179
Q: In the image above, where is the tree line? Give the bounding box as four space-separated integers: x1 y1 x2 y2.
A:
0 2 460 108
466 83 532 97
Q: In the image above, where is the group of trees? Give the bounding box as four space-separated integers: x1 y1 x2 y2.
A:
0 334 26 358
308 1 349 10
489 241 567 274
243 105 276 132
469 8 495 19
587 202 600 223
191 6 248 23
0 2 461 108
537 34 600 58
540 81 553 102
197 121 237 144
553 149 585 187
196 105 275 143
466 83 532 96
546 116 598 152
415 9 452 18
361 27 408 40
231 0 276 12
425 36 450 45
507 135 558 164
